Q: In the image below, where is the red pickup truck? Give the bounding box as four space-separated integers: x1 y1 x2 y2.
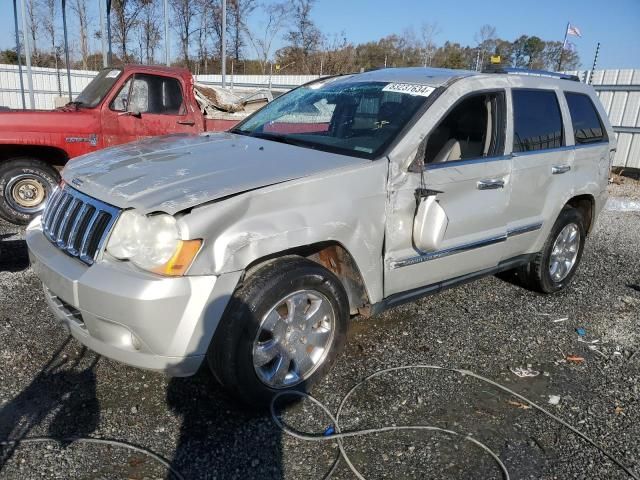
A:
0 64 268 224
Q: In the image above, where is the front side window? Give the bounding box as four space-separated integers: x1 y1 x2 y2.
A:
232 79 432 159
110 74 184 115
564 92 607 144
424 91 505 164
512 89 564 152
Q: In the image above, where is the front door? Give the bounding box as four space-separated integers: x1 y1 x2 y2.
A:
101 73 198 147
384 90 511 297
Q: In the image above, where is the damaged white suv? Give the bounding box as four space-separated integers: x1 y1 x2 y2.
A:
27 67 615 406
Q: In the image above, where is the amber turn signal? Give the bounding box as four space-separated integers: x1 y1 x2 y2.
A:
152 239 203 276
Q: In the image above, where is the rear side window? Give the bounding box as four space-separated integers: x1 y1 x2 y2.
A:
564 92 607 144
512 89 564 152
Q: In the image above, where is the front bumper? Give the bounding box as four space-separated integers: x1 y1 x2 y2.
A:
26 217 241 376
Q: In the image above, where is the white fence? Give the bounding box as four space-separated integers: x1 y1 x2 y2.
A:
568 69 640 170
0 64 96 110
0 64 318 110
0 63 638 169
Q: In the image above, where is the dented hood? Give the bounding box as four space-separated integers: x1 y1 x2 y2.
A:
62 132 367 214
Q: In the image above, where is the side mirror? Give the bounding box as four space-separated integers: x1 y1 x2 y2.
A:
413 192 448 252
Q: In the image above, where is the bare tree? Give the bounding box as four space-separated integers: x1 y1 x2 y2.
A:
244 1 290 74
285 0 322 73
228 0 256 61
111 0 146 62
71 0 90 69
171 0 198 67
474 24 497 70
137 0 161 63
39 0 57 54
420 22 440 67
26 0 39 54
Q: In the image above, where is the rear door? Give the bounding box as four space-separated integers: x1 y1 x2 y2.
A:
101 73 198 146
563 91 611 192
501 88 569 259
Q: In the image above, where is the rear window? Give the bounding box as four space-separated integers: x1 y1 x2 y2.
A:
512 89 564 152
564 92 607 144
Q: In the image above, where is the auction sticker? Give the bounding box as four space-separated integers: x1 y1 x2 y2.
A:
382 83 435 97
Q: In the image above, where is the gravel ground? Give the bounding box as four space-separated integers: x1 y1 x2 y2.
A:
0 180 639 480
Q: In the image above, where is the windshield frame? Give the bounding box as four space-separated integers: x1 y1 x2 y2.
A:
230 78 445 161
74 68 124 108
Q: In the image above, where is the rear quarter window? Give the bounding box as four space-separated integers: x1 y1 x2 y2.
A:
564 92 608 144
512 89 564 152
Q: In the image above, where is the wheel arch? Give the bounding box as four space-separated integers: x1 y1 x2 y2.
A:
243 241 370 316
565 194 595 235
0 144 69 169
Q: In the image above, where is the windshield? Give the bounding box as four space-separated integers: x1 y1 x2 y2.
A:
232 79 434 159
74 68 123 108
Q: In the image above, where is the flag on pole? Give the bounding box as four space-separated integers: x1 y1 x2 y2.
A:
567 24 582 37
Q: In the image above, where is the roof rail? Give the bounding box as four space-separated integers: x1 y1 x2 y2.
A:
484 67 580 82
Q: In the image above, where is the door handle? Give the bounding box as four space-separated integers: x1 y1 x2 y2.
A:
177 119 195 126
552 165 571 174
477 179 505 190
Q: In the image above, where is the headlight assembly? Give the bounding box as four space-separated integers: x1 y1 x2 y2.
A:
106 210 201 276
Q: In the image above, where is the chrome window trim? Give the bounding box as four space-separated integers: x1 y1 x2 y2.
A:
510 143 607 157
390 222 543 269
425 154 511 170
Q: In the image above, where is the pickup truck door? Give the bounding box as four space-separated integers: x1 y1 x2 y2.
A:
101 73 198 147
384 90 512 298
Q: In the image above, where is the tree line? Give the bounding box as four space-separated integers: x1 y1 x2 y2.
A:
0 0 580 74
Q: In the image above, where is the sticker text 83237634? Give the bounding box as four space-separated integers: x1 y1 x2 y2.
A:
382 83 435 97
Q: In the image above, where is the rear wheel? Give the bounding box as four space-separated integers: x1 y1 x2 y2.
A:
207 257 349 407
0 158 60 225
516 207 586 293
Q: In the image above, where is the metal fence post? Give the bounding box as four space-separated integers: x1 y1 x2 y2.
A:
12 0 26 109
19 0 35 108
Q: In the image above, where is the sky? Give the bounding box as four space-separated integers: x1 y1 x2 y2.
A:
1 0 639 70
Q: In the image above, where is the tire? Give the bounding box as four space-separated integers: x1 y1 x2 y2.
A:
208 256 349 408
0 158 60 225
516 207 586 294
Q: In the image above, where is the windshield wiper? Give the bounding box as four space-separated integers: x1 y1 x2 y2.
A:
229 128 252 137
251 132 307 147
65 100 86 109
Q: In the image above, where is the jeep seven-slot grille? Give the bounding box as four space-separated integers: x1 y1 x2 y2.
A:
42 185 120 265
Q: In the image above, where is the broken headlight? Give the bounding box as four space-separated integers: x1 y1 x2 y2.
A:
106 210 201 276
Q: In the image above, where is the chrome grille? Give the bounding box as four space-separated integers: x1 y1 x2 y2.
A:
42 185 120 265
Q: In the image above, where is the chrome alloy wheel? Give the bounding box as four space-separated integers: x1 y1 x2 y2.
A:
6 174 49 214
549 223 581 282
252 290 335 389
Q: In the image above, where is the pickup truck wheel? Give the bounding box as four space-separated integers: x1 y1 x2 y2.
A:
207 256 349 408
516 207 586 294
0 158 60 225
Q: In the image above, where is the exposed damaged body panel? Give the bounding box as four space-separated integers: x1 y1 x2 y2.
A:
182 160 388 304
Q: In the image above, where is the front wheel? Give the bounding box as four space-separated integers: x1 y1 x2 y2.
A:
208 257 349 407
0 158 60 225
516 207 586 293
